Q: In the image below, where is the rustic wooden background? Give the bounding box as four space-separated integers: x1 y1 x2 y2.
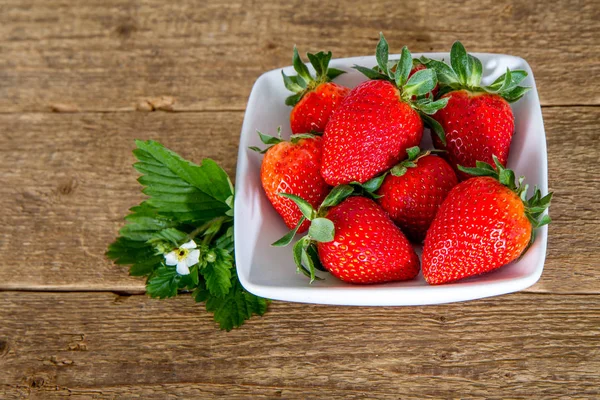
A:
1 0 599 398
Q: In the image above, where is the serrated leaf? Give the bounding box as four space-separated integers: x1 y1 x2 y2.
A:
309 218 335 243
403 69 437 96
192 280 210 303
146 266 179 299
106 237 163 276
150 228 188 246
202 249 233 298
134 140 231 222
205 275 268 331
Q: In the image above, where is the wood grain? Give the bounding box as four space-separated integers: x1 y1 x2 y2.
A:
0 107 599 293
0 0 599 113
0 292 599 399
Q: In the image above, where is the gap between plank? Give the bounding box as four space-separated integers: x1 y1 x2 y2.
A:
0 104 598 115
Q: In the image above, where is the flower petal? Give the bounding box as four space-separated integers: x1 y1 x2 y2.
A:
164 251 178 266
186 249 200 267
180 240 197 249
176 261 190 275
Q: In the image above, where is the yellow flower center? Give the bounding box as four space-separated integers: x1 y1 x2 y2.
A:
177 248 189 261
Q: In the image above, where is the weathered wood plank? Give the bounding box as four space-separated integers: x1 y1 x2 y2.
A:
0 107 598 293
0 0 598 112
0 292 598 399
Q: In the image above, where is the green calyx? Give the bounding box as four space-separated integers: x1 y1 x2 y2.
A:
282 47 346 107
420 41 531 103
458 156 553 230
353 33 449 115
271 185 355 282
390 146 443 177
248 127 316 154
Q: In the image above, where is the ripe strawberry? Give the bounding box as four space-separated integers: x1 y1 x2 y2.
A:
421 42 530 180
376 147 458 242
251 129 330 233
283 47 350 134
321 34 448 186
317 196 420 284
422 158 552 285
273 185 420 283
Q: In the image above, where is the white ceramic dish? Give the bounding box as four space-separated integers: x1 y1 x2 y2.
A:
234 52 549 306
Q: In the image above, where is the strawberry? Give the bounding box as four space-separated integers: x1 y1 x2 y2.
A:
250 129 330 233
282 48 350 134
376 147 458 243
321 34 448 186
318 196 420 284
273 187 419 284
421 42 530 180
422 157 552 285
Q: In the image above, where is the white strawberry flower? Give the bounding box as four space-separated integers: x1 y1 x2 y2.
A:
164 240 200 275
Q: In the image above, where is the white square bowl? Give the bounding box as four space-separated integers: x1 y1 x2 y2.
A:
234 53 549 306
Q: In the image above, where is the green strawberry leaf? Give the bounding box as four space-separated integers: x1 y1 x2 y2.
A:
271 216 306 247
406 146 420 160
292 46 312 82
202 248 233 298
282 71 305 93
320 185 354 209
375 32 390 77
327 67 345 80
106 237 163 276
308 218 335 243
450 41 470 86
204 273 269 331
420 56 459 85
421 114 447 146
403 69 438 97
394 46 412 87
353 65 389 80
134 140 231 222
146 266 179 299
278 193 316 220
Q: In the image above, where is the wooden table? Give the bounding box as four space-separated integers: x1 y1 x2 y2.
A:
1 1 599 398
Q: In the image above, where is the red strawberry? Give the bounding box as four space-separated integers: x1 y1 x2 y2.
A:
251 129 330 233
321 34 447 186
422 158 552 285
272 187 419 284
422 41 530 180
376 148 458 242
283 48 350 134
318 196 420 284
